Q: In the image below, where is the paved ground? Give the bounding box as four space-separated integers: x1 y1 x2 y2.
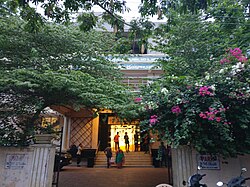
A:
56 164 172 187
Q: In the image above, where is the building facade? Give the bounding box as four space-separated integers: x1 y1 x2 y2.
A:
42 54 165 152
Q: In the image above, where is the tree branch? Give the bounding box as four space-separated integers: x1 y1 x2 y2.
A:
93 1 133 27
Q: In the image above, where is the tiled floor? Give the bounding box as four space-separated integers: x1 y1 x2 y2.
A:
56 165 172 187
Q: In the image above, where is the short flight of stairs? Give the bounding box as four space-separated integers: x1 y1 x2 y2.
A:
94 151 153 168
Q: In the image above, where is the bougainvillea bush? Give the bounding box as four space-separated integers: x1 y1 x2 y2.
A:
138 48 250 157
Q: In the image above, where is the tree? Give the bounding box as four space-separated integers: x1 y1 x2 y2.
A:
139 0 250 19
207 0 250 51
139 0 212 18
0 16 134 146
128 18 155 54
0 0 129 32
151 0 250 78
151 13 228 78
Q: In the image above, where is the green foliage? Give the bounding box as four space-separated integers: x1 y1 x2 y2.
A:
102 12 125 32
139 0 212 18
20 6 45 33
77 12 98 32
0 0 19 16
0 16 134 146
139 0 250 20
0 0 128 33
112 37 132 54
208 0 246 32
152 13 230 78
128 18 155 53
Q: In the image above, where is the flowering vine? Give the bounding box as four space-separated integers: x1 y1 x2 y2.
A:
138 48 250 157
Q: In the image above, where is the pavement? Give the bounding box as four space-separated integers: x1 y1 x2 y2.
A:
55 162 172 187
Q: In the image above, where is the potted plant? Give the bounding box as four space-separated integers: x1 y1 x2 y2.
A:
34 122 57 144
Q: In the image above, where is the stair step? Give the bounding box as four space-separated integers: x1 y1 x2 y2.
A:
94 165 154 168
95 160 152 162
94 151 153 168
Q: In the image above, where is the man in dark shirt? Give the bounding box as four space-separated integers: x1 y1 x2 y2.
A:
134 133 139 152
124 132 130 152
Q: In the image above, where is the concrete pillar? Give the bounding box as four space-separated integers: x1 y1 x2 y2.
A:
171 146 195 187
62 116 68 150
0 147 34 187
30 144 56 187
67 118 72 148
91 116 99 149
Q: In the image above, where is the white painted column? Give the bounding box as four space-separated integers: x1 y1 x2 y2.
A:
62 116 68 151
91 116 99 149
67 118 72 148
29 144 56 187
171 146 195 187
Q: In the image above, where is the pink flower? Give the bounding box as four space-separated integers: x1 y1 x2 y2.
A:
150 115 158 119
220 58 230 64
199 86 213 96
230 48 242 58
199 110 222 122
219 108 226 112
134 97 142 103
199 112 207 119
215 117 221 122
171 105 181 114
220 48 248 64
149 115 158 125
237 56 248 62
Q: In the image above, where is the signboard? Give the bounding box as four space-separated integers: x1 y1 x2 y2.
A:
5 154 29 169
108 116 122 125
197 154 220 170
108 117 139 125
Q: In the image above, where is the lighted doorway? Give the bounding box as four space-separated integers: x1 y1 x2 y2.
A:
108 116 140 152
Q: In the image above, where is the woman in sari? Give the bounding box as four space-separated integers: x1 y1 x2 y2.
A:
115 147 125 169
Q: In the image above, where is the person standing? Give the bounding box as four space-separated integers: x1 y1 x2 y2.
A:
134 132 139 152
124 132 130 152
68 144 77 158
115 147 125 169
114 132 120 151
143 134 150 154
158 142 167 167
76 143 83 167
104 146 112 168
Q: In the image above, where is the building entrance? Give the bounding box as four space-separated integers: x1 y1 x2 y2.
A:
108 116 140 152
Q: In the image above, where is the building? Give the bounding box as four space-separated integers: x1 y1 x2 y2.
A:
40 51 165 153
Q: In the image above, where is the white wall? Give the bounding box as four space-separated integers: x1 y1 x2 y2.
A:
0 145 55 187
0 147 34 187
